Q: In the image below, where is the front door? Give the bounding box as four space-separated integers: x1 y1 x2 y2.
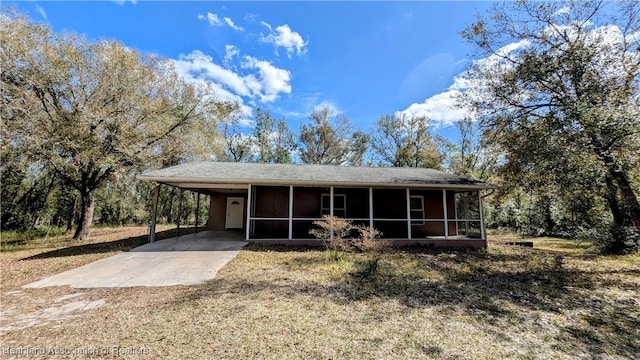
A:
225 197 244 229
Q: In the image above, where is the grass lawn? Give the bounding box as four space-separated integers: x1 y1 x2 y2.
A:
1 228 639 359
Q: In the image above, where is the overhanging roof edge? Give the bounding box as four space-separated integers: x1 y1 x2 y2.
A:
137 175 496 190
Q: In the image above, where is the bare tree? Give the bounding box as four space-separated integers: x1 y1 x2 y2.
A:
219 107 254 162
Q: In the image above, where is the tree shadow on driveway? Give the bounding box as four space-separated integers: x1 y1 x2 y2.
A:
20 228 196 260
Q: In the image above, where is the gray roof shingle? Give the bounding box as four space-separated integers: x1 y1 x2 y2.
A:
139 161 493 189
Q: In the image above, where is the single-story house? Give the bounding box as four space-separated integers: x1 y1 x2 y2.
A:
138 161 494 248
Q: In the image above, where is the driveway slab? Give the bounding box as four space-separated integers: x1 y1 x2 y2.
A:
24 231 247 288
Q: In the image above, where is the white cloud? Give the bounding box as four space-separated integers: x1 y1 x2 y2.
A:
174 50 291 105
224 45 240 65
237 117 254 127
398 66 477 126
34 5 48 20
398 40 529 127
224 17 244 31
198 13 244 32
242 56 292 102
552 6 570 17
174 51 250 96
261 24 307 58
628 30 640 44
400 20 640 128
313 101 342 115
198 12 223 27
398 88 469 127
479 39 531 68
260 21 272 31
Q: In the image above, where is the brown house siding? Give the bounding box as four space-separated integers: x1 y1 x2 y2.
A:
251 186 289 238
207 193 247 231
338 188 369 218
204 185 482 244
373 189 407 219
254 186 289 218
292 187 326 218
207 195 227 231
410 190 457 238
247 186 465 240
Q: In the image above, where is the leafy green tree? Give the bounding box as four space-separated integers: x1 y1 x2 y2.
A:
298 106 368 165
252 107 296 163
447 118 497 180
461 0 640 251
0 162 56 230
1 11 226 240
370 114 446 169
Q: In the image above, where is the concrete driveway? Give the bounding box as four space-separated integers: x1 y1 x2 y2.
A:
25 231 247 288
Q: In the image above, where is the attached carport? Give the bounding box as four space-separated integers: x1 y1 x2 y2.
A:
144 180 249 243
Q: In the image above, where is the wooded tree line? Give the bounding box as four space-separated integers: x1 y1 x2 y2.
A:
1 1 639 252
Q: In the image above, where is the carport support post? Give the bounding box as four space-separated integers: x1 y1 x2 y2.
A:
149 184 161 243
195 192 201 233
177 189 183 238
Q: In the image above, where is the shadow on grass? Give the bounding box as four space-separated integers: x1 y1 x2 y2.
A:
183 243 640 357
20 227 197 260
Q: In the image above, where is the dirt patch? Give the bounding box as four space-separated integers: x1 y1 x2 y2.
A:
0 290 105 333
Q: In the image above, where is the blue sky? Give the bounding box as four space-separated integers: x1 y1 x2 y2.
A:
14 1 494 140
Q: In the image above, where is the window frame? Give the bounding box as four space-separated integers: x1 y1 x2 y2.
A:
321 193 346 218
409 195 425 225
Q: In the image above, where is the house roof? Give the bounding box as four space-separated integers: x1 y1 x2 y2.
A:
138 161 494 190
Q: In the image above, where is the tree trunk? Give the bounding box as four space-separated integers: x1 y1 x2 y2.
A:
606 164 640 232
604 173 625 226
592 141 640 233
73 190 95 241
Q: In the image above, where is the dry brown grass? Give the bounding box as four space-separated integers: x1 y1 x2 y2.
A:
1 225 188 289
1 229 639 359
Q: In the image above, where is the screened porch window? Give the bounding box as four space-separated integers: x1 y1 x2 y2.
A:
410 195 425 225
321 194 346 217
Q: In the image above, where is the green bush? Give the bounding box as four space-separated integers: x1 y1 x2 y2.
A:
588 225 640 254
